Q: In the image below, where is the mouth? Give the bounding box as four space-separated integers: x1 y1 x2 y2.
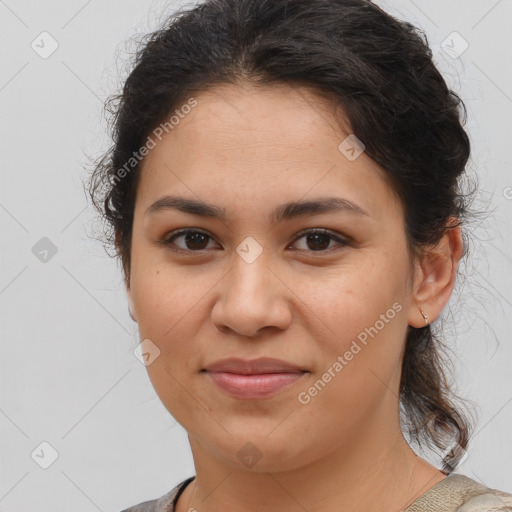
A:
201 357 308 399
203 371 307 399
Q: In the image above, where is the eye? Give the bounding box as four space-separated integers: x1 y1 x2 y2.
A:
161 228 349 254
288 229 349 253
161 229 220 253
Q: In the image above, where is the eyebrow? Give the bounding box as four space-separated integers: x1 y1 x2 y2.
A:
145 195 370 224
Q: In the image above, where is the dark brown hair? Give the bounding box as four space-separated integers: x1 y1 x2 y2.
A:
86 0 476 471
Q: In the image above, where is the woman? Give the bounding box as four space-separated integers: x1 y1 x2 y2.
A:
87 0 512 510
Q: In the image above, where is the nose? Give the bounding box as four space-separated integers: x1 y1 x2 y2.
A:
210 250 292 338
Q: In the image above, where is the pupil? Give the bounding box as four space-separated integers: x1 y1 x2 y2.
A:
186 232 208 250
307 234 330 251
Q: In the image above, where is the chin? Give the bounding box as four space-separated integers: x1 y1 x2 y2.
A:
199 430 320 474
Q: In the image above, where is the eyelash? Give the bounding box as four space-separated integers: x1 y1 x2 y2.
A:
161 228 349 255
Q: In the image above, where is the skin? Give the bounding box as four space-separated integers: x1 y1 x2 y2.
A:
124 81 463 512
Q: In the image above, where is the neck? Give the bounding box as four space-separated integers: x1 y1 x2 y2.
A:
177 421 445 512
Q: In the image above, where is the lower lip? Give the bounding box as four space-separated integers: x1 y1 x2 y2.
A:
204 371 306 399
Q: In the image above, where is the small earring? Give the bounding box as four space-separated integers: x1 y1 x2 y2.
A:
419 308 429 327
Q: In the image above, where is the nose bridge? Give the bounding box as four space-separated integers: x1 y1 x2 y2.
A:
211 241 291 336
227 232 273 288
232 245 271 295
228 242 276 307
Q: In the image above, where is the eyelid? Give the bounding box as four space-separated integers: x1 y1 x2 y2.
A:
160 228 220 251
291 228 348 244
288 228 350 252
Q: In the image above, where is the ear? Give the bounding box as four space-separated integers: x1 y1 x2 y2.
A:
115 230 137 322
126 285 137 322
124 271 137 323
408 219 463 328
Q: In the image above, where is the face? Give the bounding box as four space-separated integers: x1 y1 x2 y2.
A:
127 82 419 472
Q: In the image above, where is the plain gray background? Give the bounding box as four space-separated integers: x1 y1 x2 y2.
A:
1 0 511 510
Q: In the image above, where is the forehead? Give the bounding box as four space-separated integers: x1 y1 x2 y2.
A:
151 82 348 162
135 82 402 222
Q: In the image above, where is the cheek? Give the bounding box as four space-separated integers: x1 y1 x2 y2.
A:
131 263 206 337
292 285 407 443
130 265 208 418
291 255 407 348
295 262 409 415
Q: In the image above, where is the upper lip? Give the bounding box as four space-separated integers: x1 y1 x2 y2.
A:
203 357 306 374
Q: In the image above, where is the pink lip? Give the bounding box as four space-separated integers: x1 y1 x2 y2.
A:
202 357 308 399
205 372 306 399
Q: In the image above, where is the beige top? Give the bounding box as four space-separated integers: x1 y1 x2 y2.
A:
120 473 512 511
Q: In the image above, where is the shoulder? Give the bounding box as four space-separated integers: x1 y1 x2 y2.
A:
405 473 512 512
119 476 195 512
455 475 512 512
